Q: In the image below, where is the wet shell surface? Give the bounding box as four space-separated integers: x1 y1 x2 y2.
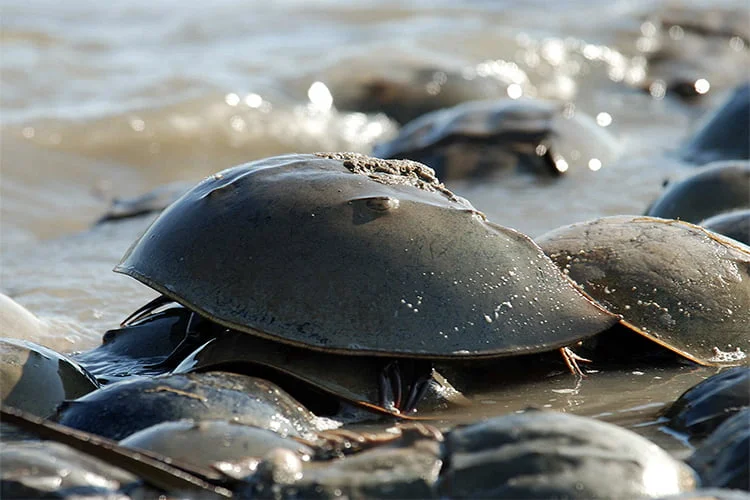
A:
1 441 149 499
54 372 320 441
73 305 193 380
537 215 750 365
116 153 617 358
0 338 99 418
646 161 750 223
663 367 750 438
119 419 315 470
688 408 750 491
437 410 697 499
372 99 620 180
270 431 443 499
701 209 750 246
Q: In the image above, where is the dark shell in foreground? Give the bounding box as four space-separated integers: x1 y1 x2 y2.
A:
265 429 443 499
1 441 152 499
537 215 750 366
116 153 617 358
701 209 750 246
437 410 696 499
688 408 750 491
54 372 319 441
646 161 750 223
663 367 750 438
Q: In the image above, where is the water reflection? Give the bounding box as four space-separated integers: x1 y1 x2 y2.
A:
430 361 714 455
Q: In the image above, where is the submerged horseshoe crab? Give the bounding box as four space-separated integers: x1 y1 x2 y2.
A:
645 161 750 223
538 215 750 366
114 153 618 414
54 371 321 441
680 83 750 165
169 313 469 416
325 65 517 126
372 99 620 180
701 209 750 246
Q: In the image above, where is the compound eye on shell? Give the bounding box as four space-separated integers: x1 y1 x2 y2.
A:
364 196 400 212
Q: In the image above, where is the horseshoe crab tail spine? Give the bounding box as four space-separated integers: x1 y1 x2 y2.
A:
0 405 233 497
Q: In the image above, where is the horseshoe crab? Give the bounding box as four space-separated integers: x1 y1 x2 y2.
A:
244 424 444 498
372 99 620 180
114 153 617 414
1 440 152 499
325 65 521 125
646 161 750 223
688 408 750 491
1 338 99 419
664 367 750 438
80 303 467 416
636 14 750 103
537 215 750 366
701 209 750 245
437 410 696 499
169 311 468 416
681 83 750 165
54 372 322 441
97 181 191 224
119 420 315 471
73 304 195 381
1 338 99 441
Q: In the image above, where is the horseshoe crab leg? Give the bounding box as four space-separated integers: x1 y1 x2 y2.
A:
559 347 592 377
379 361 403 412
401 361 435 414
378 360 435 414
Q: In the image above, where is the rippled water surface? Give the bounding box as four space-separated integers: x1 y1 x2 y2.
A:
1 0 748 451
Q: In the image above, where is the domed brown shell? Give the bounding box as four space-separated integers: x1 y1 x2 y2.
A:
116 153 616 358
538 215 750 365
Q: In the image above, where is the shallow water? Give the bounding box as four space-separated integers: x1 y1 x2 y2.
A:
1 0 748 455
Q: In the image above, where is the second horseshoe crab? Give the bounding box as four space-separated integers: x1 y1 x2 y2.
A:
538 215 750 366
372 99 620 180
